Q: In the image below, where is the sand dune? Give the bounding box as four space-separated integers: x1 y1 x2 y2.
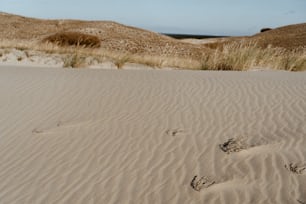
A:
0 66 305 203
0 12 207 59
1 13 306 71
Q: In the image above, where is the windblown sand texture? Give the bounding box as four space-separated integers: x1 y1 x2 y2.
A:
0 66 305 203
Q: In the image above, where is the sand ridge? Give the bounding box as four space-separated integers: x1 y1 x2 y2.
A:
0 66 305 203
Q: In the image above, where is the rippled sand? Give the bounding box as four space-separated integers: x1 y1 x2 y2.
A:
0 66 305 204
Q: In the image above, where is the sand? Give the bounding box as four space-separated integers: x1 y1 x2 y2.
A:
0 65 305 204
0 48 172 70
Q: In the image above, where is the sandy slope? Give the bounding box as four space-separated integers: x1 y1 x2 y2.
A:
0 66 305 204
0 12 208 59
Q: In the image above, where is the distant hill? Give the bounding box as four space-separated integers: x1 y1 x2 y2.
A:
0 12 208 59
200 22 306 50
0 12 305 67
250 23 306 49
162 33 228 39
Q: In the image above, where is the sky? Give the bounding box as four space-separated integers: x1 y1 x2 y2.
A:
1 0 306 36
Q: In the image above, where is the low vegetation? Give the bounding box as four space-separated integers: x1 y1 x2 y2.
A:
260 28 272 33
63 52 86 68
1 38 305 71
43 32 101 48
201 41 306 71
1 13 306 71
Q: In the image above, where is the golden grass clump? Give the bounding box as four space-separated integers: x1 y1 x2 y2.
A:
63 53 86 68
200 41 306 71
43 32 101 48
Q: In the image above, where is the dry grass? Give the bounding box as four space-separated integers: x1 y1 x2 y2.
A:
1 38 305 71
200 41 306 71
1 13 306 71
113 55 130 69
43 32 101 48
63 53 86 68
32 40 202 69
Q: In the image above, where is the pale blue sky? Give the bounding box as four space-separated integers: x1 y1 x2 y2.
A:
1 0 306 35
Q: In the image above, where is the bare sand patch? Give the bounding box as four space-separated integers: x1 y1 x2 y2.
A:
0 66 305 203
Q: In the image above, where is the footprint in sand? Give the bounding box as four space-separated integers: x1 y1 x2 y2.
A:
219 137 248 154
165 129 184 137
32 128 44 134
32 121 62 134
32 119 93 135
190 175 215 191
285 163 306 174
56 121 63 127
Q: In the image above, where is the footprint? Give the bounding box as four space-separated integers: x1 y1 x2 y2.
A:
56 121 63 127
190 175 215 191
32 128 44 134
32 119 94 135
165 129 184 137
285 163 306 174
219 137 248 154
32 121 62 135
